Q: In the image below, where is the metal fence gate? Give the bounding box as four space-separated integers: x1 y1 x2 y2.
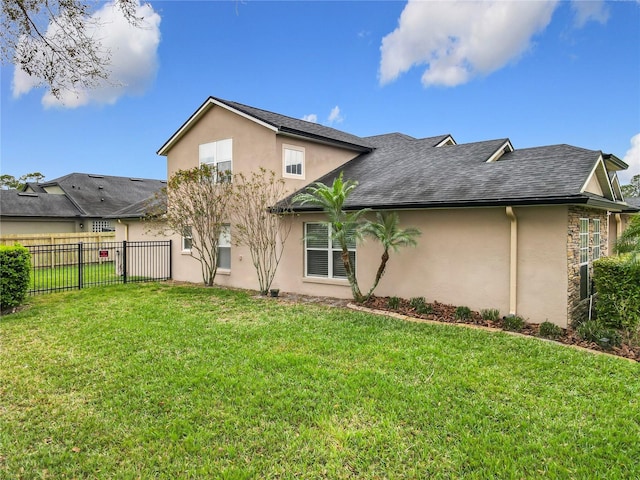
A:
26 240 172 295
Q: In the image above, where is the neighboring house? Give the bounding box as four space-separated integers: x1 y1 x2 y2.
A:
0 173 165 235
114 96 638 328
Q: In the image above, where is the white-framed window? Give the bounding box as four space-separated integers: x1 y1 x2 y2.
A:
182 226 193 252
283 145 305 179
304 222 356 279
579 218 589 265
592 218 601 261
199 139 233 182
217 225 231 270
92 220 114 232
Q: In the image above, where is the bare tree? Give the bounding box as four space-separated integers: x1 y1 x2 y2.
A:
1 0 140 99
160 164 233 286
232 168 293 295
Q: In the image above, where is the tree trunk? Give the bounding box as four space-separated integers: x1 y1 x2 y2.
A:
365 249 389 301
342 249 363 302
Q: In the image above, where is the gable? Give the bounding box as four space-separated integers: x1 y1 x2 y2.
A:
580 155 614 201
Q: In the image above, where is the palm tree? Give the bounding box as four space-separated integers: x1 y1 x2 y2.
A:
360 211 421 301
616 215 640 262
293 172 369 302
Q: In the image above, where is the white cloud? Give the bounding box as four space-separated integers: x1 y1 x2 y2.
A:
12 0 161 108
302 114 318 123
571 0 609 27
620 133 640 183
328 106 343 124
379 0 558 87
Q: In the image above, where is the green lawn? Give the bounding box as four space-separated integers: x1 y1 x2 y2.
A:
1 283 638 479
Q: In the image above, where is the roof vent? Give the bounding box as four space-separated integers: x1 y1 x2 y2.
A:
98 185 104 189
88 174 104 178
130 178 143 182
17 192 38 197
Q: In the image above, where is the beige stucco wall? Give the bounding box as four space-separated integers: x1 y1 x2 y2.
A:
119 204 574 327
163 104 358 196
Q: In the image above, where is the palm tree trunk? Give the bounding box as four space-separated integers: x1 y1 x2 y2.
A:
342 249 363 302
365 249 389 301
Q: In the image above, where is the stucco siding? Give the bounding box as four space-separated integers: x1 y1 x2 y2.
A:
516 206 568 326
0 219 78 234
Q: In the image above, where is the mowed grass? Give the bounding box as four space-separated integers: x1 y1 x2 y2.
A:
1 284 638 479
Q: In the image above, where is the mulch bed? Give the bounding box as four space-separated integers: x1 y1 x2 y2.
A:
360 296 639 362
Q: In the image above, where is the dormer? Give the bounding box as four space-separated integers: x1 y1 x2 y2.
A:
485 140 515 162
581 155 615 201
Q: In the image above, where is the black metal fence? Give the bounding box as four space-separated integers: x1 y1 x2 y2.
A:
26 240 172 295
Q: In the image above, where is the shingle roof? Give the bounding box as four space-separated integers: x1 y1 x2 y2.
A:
212 97 375 150
290 139 615 210
37 173 166 217
1 173 166 220
0 190 82 218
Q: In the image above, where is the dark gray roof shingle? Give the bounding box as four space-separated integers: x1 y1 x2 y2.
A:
291 140 608 209
0 190 82 218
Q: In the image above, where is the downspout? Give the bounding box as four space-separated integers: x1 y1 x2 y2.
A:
506 207 518 316
117 219 129 241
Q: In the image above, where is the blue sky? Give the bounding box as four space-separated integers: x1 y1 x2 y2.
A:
2 0 639 184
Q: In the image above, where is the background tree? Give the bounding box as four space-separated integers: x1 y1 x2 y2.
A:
621 174 640 198
0 172 45 189
231 168 292 295
159 164 233 286
1 0 140 99
360 211 421 300
615 214 640 262
294 172 368 302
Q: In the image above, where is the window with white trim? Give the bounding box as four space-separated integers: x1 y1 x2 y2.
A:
305 223 356 279
182 226 193 252
283 145 305 178
199 139 232 182
92 220 114 232
592 218 601 261
579 218 589 265
217 225 231 270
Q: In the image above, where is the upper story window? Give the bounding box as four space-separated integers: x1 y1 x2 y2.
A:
200 139 232 182
592 218 601 261
283 145 305 179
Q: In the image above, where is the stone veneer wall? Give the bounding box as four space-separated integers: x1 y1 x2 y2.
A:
567 206 609 325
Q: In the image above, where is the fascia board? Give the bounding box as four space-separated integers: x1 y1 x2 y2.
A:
434 135 457 147
580 155 615 201
157 97 278 156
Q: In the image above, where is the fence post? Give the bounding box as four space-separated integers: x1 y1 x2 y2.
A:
122 240 128 284
169 240 173 280
78 242 83 290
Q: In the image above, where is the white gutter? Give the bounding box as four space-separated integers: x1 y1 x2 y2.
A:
506 207 518 315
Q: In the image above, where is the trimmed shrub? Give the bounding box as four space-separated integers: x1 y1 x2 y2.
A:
481 308 500 321
593 256 640 333
539 321 563 339
503 314 525 332
576 320 622 349
0 245 31 311
454 306 471 320
409 297 432 315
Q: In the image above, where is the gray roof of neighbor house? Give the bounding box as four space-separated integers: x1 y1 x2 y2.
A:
2 173 165 219
289 134 632 211
0 190 82 218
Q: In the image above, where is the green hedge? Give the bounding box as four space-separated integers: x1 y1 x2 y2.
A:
593 255 640 333
0 245 31 311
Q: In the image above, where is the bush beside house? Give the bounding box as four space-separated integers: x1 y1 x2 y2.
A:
0 245 31 312
594 256 640 333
